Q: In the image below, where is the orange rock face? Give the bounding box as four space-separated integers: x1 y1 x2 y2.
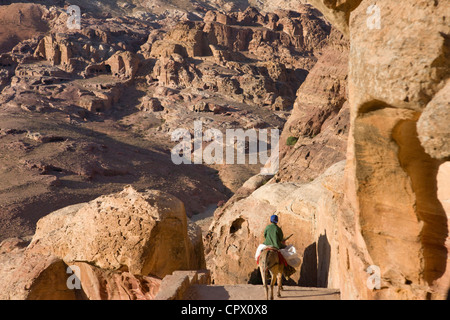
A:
0 187 204 300
276 28 349 184
307 0 450 299
206 0 449 300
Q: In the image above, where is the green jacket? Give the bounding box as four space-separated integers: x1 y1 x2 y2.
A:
263 223 285 249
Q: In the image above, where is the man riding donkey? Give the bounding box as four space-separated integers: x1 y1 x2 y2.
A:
255 214 300 300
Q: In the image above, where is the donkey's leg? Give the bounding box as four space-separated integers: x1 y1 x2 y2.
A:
276 270 283 298
279 265 284 292
260 266 269 300
269 270 276 300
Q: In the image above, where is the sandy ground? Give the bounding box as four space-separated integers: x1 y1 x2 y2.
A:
183 284 340 300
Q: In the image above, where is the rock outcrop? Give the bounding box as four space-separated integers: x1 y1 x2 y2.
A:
417 81 450 160
145 7 332 110
205 161 346 286
275 28 349 183
0 3 49 53
0 242 77 300
0 186 205 299
337 0 449 300
29 186 204 276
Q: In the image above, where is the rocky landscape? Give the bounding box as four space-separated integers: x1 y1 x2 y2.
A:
0 1 334 240
0 0 449 300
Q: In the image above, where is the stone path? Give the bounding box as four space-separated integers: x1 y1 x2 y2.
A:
183 284 340 300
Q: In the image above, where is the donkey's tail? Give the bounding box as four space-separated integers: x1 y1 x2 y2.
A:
259 249 266 267
260 249 279 274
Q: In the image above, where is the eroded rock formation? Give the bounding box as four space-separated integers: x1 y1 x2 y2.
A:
206 0 450 300
339 0 449 299
204 23 351 288
275 28 349 183
0 186 204 299
205 161 346 286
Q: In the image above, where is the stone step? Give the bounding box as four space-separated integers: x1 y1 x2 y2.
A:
183 284 340 300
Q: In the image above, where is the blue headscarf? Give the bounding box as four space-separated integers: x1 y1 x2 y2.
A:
270 214 278 224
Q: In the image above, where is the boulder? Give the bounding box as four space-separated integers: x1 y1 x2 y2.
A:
417 81 450 160
0 186 206 300
0 238 162 300
140 97 164 112
28 186 205 278
0 239 76 300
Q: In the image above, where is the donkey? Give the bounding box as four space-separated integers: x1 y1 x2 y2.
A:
259 248 284 300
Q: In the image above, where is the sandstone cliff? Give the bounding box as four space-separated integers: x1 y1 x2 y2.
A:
275 28 349 183
206 0 450 300
341 0 449 299
205 22 350 286
206 161 345 286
